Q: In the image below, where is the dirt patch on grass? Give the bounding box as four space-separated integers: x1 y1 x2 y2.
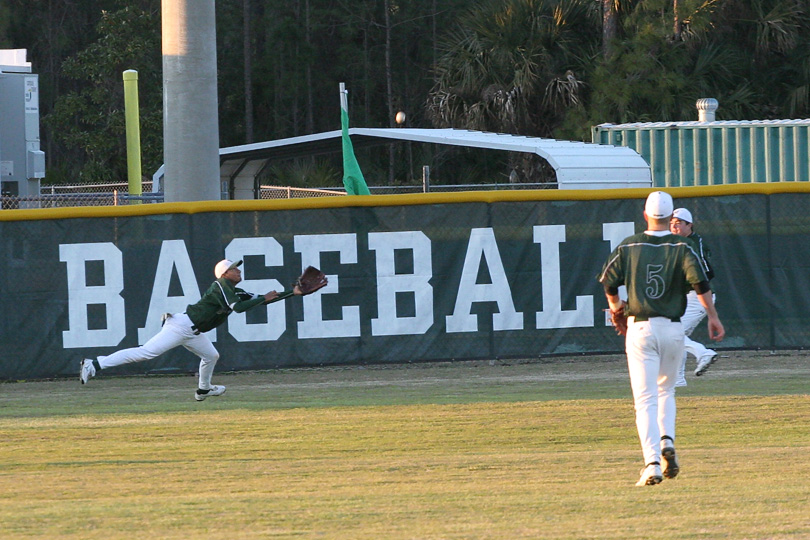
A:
235 349 810 389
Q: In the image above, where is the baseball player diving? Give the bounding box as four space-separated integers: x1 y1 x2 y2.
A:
598 192 725 486
670 207 718 385
80 259 326 401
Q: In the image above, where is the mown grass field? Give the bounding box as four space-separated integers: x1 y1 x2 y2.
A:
1 351 808 539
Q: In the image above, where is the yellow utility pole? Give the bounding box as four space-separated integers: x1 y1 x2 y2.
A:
123 69 142 204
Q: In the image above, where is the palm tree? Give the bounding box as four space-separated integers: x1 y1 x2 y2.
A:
587 0 810 123
702 0 810 118
426 0 600 139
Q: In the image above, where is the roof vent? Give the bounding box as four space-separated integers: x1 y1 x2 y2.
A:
696 98 718 122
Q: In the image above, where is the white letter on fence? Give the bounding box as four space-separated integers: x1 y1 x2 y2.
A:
138 239 209 343
600 222 635 325
225 237 286 341
534 225 594 329
446 228 523 333
369 231 433 336
295 233 360 338
60 242 126 348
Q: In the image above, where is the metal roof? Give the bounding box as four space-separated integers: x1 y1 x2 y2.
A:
213 128 651 192
596 119 810 129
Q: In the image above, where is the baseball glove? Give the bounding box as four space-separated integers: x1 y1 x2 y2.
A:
608 303 628 336
295 266 328 295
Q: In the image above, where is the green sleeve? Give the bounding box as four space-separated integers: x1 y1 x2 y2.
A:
598 245 625 288
220 282 266 313
232 295 267 313
232 289 296 311
682 244 708 285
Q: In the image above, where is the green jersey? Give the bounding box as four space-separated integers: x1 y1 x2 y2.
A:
687 231 714 281
185 278 267 333
598 232 708 320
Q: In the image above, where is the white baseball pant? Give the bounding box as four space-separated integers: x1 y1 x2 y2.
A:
96 312 220 390
625 317 684 466
677 291 716 382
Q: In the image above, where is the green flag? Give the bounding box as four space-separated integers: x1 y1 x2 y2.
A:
340 83 370 195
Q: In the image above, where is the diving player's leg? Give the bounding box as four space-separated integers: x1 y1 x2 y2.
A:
184 334 224 400
80 316 186 383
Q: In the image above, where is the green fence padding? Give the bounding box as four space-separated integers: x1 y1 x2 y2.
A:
1 185 807 379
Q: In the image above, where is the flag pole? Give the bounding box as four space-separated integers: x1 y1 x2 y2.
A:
339 82 348 114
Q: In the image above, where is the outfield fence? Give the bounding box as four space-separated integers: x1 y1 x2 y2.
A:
0 184 807 380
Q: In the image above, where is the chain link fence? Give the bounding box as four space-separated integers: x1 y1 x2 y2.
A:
256 182 558 199
1 182 159 209
259 186 346 199
1 181 557 209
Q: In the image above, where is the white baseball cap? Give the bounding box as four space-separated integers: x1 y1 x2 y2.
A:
672 208 693 223
644 191 674 219
214 259 242 279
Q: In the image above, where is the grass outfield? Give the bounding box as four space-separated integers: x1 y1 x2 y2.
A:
0 351 808 539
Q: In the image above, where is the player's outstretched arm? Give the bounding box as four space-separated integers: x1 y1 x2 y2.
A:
262 290 296 304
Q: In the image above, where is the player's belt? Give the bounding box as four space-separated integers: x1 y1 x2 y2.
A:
632 315 680 323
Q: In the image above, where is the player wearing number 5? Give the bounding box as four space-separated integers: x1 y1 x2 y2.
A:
598 192 724 486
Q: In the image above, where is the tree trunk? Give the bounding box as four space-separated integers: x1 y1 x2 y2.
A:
673 0 682 41
602 0 618 58
364 25 371 123
385 0 395 184
305 0 314 134
433 0 438 83
292 0 300 136
243 0 254 143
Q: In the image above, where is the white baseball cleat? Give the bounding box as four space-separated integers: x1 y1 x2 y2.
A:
79 358 96 384
635 463 663 486
674 377 687 388
695 351 717 376
195 385 226 401
662 444 679 479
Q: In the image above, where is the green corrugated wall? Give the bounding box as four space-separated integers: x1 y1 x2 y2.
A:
591 121 810 187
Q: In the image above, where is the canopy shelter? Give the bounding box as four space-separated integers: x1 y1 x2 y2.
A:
154 128 652 197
